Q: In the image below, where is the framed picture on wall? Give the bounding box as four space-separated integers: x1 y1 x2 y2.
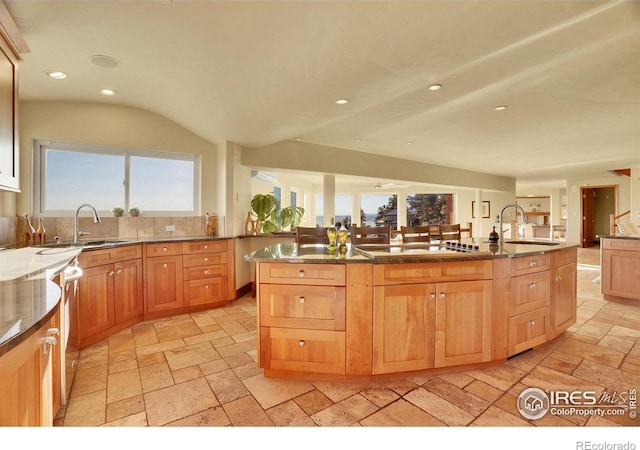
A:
472 201 491 219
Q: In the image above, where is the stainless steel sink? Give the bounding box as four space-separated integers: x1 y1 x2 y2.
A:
37 239 131 248
504 240 560 246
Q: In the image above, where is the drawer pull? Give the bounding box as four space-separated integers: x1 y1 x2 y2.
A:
299 340 305 347
439 292 446 299
529 320 536 326
529 283 536 289
299 270 305 278
529 260 536 268
204 245 208 250
299 297 305 304
429 293 436 300
47 328 60 337
204 270 210 275
204 285 209 289
163 263 168 268
204 257 209 262
43 336 57 354
163 247 168 252
555 276 562 281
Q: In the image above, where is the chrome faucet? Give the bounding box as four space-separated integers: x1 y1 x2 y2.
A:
498 203 527 242
74 203 101 243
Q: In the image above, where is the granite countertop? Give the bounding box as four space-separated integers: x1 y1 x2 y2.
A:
0 246 82 355
597 234 640 240
245 238 580 263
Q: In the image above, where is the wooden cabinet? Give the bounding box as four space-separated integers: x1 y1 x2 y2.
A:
0 307 59 426
0 21 20 192
601 238 640 301
182 240 232 308
258 262 347 375
550 247 577 339
507 254 551 356
74 245 143 348
145 253 183 313
372 261 493 374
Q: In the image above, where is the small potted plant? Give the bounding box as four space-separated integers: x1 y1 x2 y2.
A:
112 206 125 217
129 206 141 217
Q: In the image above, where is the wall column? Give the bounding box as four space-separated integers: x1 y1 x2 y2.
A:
323 174 335 226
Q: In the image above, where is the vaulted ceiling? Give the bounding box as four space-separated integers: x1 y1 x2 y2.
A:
6 0 640 190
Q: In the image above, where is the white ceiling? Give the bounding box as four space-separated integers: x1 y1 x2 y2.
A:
5 0 640 190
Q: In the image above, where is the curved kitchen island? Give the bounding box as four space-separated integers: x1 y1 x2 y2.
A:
246 239 578 381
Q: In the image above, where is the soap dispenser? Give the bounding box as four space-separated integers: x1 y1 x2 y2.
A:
489 226 499 243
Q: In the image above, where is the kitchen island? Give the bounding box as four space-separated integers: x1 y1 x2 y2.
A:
599 235 640 302
246 238 578 381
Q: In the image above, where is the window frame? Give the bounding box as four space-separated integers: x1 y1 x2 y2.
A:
33 139 201 217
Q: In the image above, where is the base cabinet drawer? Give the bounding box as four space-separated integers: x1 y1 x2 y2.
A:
260 327 345 374
510 270 550 316
509 307 550 356
183 264 227 281
259 263 346 286
511 254 551 277
184 277 228 306
259 284 346 331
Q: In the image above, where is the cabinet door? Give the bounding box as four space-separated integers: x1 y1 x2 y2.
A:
114 258 143 324
372 284 436 374
0 37 19 191
550 263 577 338
602 249 640 300
435 280 492 367
77 264 116 340
146 256 184 313
184 277 228 307
510 270 550 316
510 307 550 356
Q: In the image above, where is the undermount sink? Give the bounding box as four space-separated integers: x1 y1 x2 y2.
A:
504 240 560 246
38 239 131 248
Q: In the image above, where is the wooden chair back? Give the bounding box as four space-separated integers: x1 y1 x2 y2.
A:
428 225 441 241
295 226 329 245
400 225 430 243
350 225 391 245
440 224 461 241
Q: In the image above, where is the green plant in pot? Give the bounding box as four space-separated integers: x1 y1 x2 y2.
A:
112 206 125 217
279 205 305 231
250 193 305 233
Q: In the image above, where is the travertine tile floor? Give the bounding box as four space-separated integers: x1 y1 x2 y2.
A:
56 246 640 427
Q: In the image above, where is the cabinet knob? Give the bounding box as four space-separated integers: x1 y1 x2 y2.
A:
163 263 168 268
204 285 209 289
204 245 208 250
163 247 168 252
529 283 536 289
529 260 537 268
116 269 122 275
204 270 210 275
43 335 57 354
204 257 209 262
299 270 305 278
299 297 305 304
109 270 115 276
439 292 446 299
529 320 536 326
429 293 436 300
299 340 305 347
555 276 562 281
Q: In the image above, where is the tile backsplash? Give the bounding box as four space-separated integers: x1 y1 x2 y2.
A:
5 215 208 245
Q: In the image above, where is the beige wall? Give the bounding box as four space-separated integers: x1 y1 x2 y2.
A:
13 100 219 217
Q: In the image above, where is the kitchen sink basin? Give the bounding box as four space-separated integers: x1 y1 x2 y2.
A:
504 240 560 246
37 239 131 248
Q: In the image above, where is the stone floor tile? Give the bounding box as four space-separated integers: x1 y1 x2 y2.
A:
206 368 250 404
144 378 219 426
102 411 147 427
556 337 626 368
199 358 230 376
172 365 204 384
310 394 378 426
231 361 264 380
437 372 475 388
359 384 400 408
105 394 145 423
164 341 221 371
266 399 316 426
108 332 135 353
598 335 635 354
109 348 136 364
471 405 531 426
422 377 490 417
63 390 106 426
539 355 579 374
360 399 446 426
404 387 474 426
107 368 142 403
76 345 109 370
108 357 138 374
242 373 314 409
463 380 504 403
71 363 108 398
139 361 174 393
136 351 166 368
311 380 373 403
294 389 334 416
135 338 185 358
223 395 274 426
155 321 203 342
164 406 231 426
182 329 228 346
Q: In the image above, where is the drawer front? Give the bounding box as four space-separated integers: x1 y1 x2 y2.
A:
553 247 577 268
510 271 550 316
260 327 345 374
509 307 549 356
183 252 227 268
602 238 640 252
511 253 551 277
183 264 227 281
183 240 228 254
259 284 346 331
79 244 142 267
145 242 182 257
259 263 346 286
184 277 228 306
374 260 492 285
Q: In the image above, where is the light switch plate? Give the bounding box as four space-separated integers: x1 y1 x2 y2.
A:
166 225 176 232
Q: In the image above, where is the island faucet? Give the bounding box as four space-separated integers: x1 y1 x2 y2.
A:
498 203 527 242
74 203 101 243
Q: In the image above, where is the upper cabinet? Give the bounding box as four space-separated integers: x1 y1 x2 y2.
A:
0 1 29 192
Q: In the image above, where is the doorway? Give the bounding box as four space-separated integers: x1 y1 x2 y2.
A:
581 185 617 248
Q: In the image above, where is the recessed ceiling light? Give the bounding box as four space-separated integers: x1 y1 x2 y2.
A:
90 55 121 69
45 71 67 79
495 105 508 111
294 138 302 141
354 138 362 142
428 84 442 91
335 99 349 105
99 88 117 96
406 141 414 145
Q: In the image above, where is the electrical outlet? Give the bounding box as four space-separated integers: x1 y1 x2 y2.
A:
166 225 176 232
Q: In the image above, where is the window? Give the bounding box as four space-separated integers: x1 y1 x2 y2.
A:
315 194 323 226
360 194 397 228
290 191 297 208
273 186 282 205
34 140 200 215
406 193 455 226
335 194 352 228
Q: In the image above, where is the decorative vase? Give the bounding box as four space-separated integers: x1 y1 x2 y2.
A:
23 213 36 246
36 217 46 245
244 211 258 235
337 224 349 247
326 225 337 252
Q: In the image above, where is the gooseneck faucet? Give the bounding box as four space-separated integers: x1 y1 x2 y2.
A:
74 203 101 243
498 203 527 242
